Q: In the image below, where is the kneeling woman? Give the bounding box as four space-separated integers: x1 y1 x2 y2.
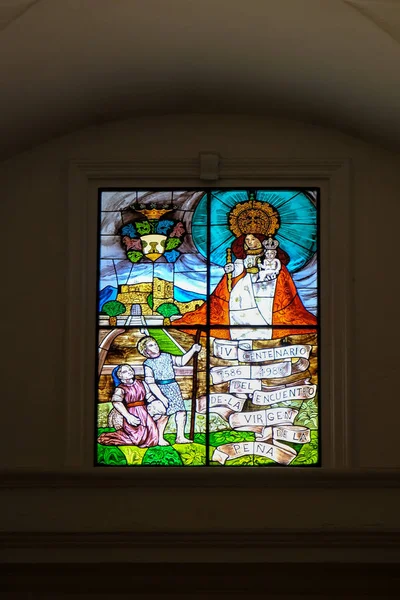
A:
98 364 158 447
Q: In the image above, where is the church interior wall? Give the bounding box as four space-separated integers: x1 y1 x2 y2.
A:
1 113 400 562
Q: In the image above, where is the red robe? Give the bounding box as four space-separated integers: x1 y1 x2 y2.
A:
98 380 158 447
174 264 317 339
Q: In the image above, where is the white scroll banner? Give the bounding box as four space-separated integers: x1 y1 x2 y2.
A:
213 339 312 362
210 364 251 385
210 360 298 385
273 426 311 444
253 361 292 379
229 378 262 394
212 441 297 466
213 339 252 361
253 383 317 406
238 344 312 363
229 407 299 432
208 393 247 420
255 425 310 444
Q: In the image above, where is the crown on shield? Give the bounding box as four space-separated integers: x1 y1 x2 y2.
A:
131 202 175 221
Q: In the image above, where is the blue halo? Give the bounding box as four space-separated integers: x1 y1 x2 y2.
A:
192 190 317 273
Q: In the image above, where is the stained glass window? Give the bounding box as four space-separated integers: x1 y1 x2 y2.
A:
97 189 319 466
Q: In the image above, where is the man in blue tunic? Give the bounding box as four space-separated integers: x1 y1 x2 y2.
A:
137 336 201 445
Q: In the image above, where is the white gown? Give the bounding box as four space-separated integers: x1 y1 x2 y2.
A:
229 257 279 340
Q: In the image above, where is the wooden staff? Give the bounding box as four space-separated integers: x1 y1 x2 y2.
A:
226 248 232 292
189 328 202 441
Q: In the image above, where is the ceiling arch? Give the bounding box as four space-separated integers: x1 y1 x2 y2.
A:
0 0 399 159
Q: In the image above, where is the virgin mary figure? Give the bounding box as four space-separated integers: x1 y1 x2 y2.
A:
173 194 317 340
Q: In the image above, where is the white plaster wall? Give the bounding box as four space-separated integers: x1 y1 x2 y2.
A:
1 114 400 542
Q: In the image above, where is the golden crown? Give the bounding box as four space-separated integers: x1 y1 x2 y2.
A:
228 195 280 237
131 203 174 221
141 207 170 220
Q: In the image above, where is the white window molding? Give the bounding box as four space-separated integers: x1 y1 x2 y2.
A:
65 155 352 481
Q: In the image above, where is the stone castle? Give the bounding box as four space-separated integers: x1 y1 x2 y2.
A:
116 277 203 316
